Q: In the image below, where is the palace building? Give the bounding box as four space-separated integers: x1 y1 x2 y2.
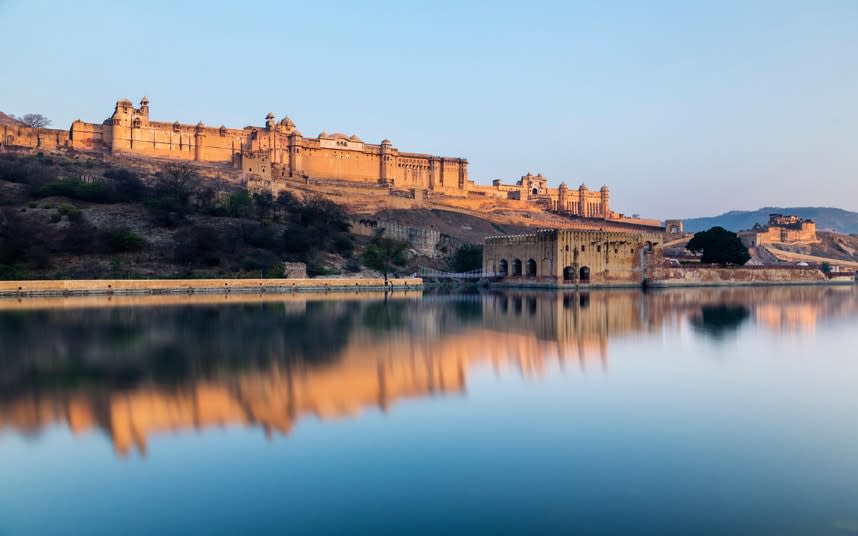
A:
738 214 817 247
0 97 624 220
483 229 664 285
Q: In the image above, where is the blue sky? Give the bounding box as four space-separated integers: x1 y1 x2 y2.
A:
1 0 856 218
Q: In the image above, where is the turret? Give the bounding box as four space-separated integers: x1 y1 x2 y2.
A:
380 139 394 185
578 183 589 217
108 99 135 154
194 122 206 161
265 112 275 130
139 96 150 121
558 182 569 213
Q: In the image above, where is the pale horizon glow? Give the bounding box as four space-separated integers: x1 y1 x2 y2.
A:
1 0 856 219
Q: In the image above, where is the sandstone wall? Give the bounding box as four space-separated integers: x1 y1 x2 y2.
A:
483 229 662 284
351 218 444 258
650 266 832 286
1 125 69 151
0 278 423 297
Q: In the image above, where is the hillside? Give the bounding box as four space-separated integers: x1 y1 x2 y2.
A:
684 207 858 234
0 112 25 127
0 152 444 280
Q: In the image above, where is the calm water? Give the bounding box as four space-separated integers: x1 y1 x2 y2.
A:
1 287 857 535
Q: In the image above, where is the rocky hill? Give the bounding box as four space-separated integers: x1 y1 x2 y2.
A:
0 152 437 280
0 112 25 127
684 207 858 234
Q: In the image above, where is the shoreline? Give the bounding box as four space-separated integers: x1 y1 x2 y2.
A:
485 278 855 290
0 277 423 297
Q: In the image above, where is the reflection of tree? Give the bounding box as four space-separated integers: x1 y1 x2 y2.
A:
690 304 751 339
361 301 407 333
453 299 482 322
0 301 361 397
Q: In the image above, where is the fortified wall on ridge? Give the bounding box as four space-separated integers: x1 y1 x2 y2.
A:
0 97 655 226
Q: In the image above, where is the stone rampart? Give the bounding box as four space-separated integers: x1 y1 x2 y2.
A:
648 266 846 287
0 278 423 297
351 218 444 257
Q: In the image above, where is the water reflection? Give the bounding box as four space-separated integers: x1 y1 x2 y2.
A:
0 286 856 456
690 304 752 339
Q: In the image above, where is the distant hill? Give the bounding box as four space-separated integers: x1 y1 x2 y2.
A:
0 112 24 127
684 207 858 234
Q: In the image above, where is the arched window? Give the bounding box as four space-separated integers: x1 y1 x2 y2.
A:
563 266 575 282
526 258 537 278
498 259 509 276
512 259 522 277
579 266 591 282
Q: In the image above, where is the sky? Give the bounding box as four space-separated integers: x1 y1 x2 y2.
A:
0 0 856 219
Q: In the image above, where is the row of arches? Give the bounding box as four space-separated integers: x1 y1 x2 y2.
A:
496 259 590 282
497 258 537 278
563 266 590 282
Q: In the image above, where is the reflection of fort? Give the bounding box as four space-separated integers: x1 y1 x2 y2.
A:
1 287 856 456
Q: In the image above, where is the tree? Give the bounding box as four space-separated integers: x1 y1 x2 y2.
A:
144 165 198 226
18 114 51 129
361 229 408 282
686 226 751 265
226 190 254 218
252 191 274 221
451 244 483 272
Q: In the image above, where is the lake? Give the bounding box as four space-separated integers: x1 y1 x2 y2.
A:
1 287 857 535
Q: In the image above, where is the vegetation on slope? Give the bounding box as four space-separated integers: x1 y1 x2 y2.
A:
0 152 410 280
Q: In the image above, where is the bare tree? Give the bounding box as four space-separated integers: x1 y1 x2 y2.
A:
17 114 51 129
11 114 52 148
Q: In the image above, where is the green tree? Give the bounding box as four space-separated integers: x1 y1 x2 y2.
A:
451 244 483 272
144 164 197 227
102 227 146 253
361 229 408 282
227 190 254 218
686 226 751 265
252 191 274 221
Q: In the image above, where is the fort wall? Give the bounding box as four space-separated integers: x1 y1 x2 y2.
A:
0 277 423 297
648 266 838 286
738 213 818 246
1 96 657 231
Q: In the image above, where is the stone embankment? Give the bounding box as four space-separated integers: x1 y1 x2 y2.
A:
649 266 854 287
0 278 422 297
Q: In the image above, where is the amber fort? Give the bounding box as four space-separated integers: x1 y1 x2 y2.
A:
0 97 659 226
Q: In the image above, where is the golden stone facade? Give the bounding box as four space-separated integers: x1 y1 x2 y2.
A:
738 213 817 247
483 229 664 285
44 97 473 194
1 97 624 219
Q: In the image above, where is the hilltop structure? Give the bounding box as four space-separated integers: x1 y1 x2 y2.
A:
0 97 628 220
738 213 817 246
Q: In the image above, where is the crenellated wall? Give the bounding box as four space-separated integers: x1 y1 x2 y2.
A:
63 98 471 194
1 97 645 223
